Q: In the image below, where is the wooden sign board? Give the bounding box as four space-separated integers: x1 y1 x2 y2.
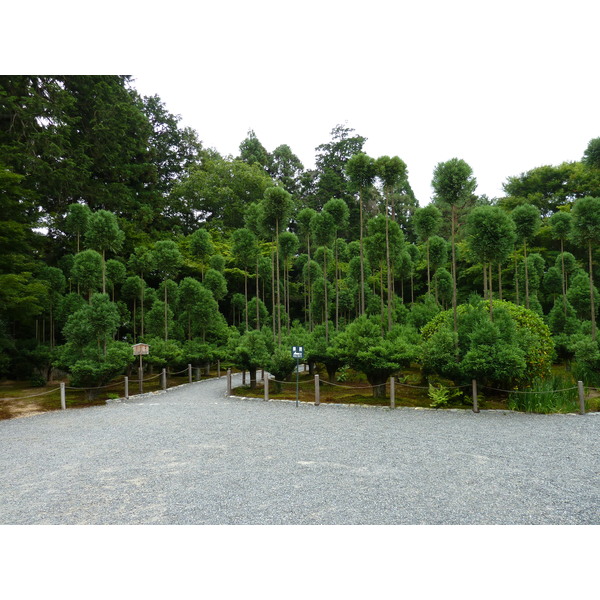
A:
132 343 150 356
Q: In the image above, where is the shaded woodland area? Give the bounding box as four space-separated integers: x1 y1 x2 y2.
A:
2 75 600 406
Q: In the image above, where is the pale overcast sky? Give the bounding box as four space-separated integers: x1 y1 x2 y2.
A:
6 0 600 205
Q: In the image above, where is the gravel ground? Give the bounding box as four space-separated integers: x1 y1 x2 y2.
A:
0 374 598 525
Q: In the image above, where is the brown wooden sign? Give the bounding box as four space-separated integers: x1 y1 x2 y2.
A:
132 343 150 356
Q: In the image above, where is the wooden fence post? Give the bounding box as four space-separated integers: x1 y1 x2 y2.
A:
124 376 129 400
218 360 221 378
162 368 167 390
578 381 586 415
188 364 192 384
139 365 143 394
227 368 232 396
60 382 66 410
264 371 269 401
196 367 201 382
314 374 320 406
390 377 395 409
472 379 479 413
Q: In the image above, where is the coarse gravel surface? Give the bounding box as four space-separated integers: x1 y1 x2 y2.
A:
0 374 598 525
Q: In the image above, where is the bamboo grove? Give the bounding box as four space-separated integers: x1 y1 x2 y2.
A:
2 76 600 397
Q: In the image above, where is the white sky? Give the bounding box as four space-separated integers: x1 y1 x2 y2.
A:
5 0 600 205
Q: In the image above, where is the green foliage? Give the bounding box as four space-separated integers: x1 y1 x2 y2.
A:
227 329 270 388
428 383 453 408
409 295 441 330
511 203 541 243
268 347 297 391
431 158 477 207
85 210 125 256
571 335 600 387
307 324 346 382
203 268 227 301
65 342 134 389
466 205 516 266
413 205 442 242
508 375 580 414
567 272 599 320
583 137 600 170
421 300 553 387
143 337 185 370
71 249 103 298
334 316 418 396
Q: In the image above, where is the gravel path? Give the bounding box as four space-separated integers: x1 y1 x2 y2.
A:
1 375 598 525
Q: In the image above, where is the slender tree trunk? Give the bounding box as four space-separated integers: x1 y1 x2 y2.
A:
133 297 137 343
244 270 249 331
276 222 281 346
483 263 488 299
140 272 145 340
560 239 567 319
489 263 494 321
335 240 339 331
102 249 106 295
385 194 393 331
426 238 431 295
255 258 260 330
307 235 313 332
523 240 530 309
589 241 596 340
359 190 365 315
323 251 329 343
498 264 503 301
451 204 458 343
514 253 520 305
164 282 168 341
271 247 276 340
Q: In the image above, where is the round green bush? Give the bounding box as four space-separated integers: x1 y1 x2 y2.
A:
421 299 554 386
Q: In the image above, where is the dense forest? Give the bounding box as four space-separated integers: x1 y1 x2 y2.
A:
2 75 600 399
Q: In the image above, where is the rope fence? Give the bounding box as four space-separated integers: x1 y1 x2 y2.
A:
227 368 592 415
1 363 227 414
4 364 595 417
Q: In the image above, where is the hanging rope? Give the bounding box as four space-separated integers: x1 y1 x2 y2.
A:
480 384 579 394
1 386 60 400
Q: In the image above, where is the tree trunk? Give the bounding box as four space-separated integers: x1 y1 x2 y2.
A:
589 241 596 340
498 264 503 301
489 263 494 321
359 190 365 315
102 249 106 295
560 239 567 319
164 282 168 341
385 196 393 331
323 251 329 343
451 204 458 344
244 270 249 331
369 376 387 398
255 258 260 330
275 222 281 345
327 365 337 383
426 238 431 295
249 367 257 390
524 241 530 309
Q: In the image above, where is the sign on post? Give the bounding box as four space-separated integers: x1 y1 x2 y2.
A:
132 343 150 356
291 347 304 407
132 343 150 394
